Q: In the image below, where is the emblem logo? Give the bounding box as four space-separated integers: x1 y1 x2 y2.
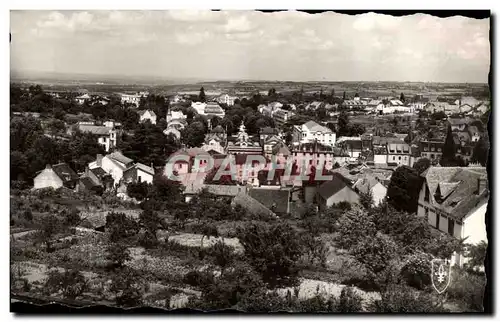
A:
431 257 452 294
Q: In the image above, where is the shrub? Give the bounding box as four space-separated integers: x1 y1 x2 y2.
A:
183 270 215 288
369 284 448 312
447 268 486 311
336 209 377 250
208 240 235 275
110 268 143 307
106 243 131 269
237 222 303 288
400 252 432 290
44 269 88 300
105 212 139 243
337 287 363 312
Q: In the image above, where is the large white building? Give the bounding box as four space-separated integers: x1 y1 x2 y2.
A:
292 120 336 147
120 93 141 107
191 101 225 118
417 166 488 266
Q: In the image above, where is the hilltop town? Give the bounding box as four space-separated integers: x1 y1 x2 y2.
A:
10 81 489 312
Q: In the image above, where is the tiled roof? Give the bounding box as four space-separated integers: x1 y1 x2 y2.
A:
272 143 291 156
353 174 382 195
232 191 276 218
52 163 79 183
79 177 99 190
139 109 157 118
249 188 290 214
78 125 112 136
421 166 489 220
90 167 107 178
303 120 332 133
318 173 355 199
260 127 278 135
134 163 155 175
108 151 134 165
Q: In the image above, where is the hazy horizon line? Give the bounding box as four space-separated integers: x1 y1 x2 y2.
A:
10 69 489 86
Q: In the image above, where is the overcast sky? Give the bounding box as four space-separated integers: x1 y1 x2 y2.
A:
10 10 490 83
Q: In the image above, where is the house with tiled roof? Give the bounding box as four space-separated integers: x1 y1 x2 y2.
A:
418 166 489 266
138 109 157 125
201 125 227 155
123 162 155 184
386 142 411 166
232 191 277 219
248 187 292 215
75 93 91 105
34 163 79 190
352 174 387 206
292 120 336 147
77 124 117 152
317 173 360 210
88 152 135 186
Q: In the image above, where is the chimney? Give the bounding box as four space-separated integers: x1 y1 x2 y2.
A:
477 177 487 195
45 164 52 170
96 154 103 167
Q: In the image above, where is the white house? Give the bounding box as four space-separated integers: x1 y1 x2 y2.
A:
33 163 79 190
138 109 157 125
352 174 387 206
293 120 336 147
121 93 141 107
75 94 91 105
417 166 488 266
386 143 411 166
166 110 187 123
123 162 155 184
77 124 117 152
218 94 236 106
88 152 135 186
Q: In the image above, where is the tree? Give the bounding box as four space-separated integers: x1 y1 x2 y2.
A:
110 268 143 307
237 222 303 287
44 269 88 300
338 111 350 136
350 234 398 282
342 91 346 100
39 215 60 252
336 209 377 250
387 166 421 213
139 208 164 247
199 87 206 103
105 212 139 243
400 92 406 103
440 125 460 167
465 241 487 270
127 182 150 201
471 137 489 166
106 243 132 269
208 240 235 276
413 158 431 175
181 121 206 147
359 189 374 210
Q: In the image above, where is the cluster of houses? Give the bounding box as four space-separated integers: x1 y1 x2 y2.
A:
26 88 489 267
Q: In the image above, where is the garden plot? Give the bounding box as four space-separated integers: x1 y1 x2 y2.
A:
275 278 381 309
168 233 244 254
11 261 98 284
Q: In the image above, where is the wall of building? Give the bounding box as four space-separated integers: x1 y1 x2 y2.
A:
34 169 64 190
438 213 448 232
372 183 387 206
326 187 359 207
463 202 488 245
374 154 387 164
101 157 124 185
137 169 154 184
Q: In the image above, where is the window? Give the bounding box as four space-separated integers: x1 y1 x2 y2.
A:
399 156 401 160
430 154 435 159
437 147 442 152
309 160 313 165
436 212 440 229
138 175 142 183
424 185 430 202
393 156 396 161
448 219 455 236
